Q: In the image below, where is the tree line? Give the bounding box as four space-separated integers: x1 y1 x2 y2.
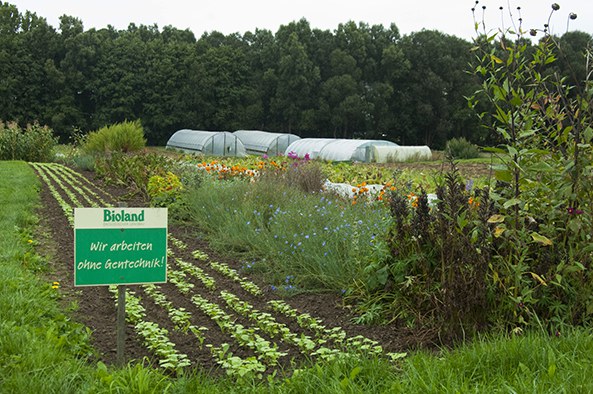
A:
1 1 591 147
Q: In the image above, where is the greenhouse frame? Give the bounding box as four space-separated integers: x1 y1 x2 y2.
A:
285 138 399 162
233 130 300 156
166 129 246 157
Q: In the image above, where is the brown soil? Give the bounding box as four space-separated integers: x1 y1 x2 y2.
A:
33 164 423 376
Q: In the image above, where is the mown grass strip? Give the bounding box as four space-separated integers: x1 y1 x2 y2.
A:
0 161 94 393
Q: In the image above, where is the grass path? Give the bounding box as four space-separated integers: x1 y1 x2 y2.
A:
0 161 92 393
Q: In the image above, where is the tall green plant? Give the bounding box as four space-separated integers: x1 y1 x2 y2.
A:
82 120 146 155
0 122 58 162
469 2 593 329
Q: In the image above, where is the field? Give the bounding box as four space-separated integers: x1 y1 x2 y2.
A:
4 159 593 393
30 161 408 376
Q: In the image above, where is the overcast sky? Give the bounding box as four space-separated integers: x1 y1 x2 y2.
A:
8 0 593 40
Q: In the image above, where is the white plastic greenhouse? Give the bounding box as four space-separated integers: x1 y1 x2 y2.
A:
166 129 247 157
372 145 432 163
233 130 301 156
285 138 398 162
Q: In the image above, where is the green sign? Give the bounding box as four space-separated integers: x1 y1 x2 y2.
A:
74 208 167 286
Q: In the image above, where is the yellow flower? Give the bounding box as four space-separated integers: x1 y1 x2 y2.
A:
27 239 33 244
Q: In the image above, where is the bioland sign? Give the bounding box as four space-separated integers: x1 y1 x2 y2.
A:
74 208 167 286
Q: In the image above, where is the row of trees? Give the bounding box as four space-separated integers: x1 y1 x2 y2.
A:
1 2 591 147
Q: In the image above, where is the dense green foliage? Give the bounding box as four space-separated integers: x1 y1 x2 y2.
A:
94 151 176 199
359 4 593 339
1 1 590 148
467 17 593 332
445 137 481 159
0 122 57 162
81 120 146 155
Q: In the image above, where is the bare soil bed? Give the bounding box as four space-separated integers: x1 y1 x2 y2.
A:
32 163 423 376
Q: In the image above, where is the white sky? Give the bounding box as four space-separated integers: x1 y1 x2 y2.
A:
8 0 593 40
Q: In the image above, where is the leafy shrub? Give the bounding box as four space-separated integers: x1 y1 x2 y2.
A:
82 120 146 155
147 172 183 207
357 162 494 338
361 5 593 340
0 122 58 162
445 137 480 160
71 154 96 171
94 152 175 200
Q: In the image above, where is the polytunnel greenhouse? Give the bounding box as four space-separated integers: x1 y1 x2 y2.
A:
166 129 246 157
372 145 432 163
233 130 300 156
285 138 398 162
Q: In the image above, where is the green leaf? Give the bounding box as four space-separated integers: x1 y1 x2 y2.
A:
494 169 512 183
340 377 350 389
518 129 536 139
487 214 505 224
491 54 504 64
503 198 521 209
531 232 553 246
510 93 522 107
349 366 363 380
387 352 407 361
548 363 557 378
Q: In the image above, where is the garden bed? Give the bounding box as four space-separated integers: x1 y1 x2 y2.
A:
31 162 412 377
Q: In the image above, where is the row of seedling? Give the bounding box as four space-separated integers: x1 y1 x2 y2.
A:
44 163 113 205
191 249 264 296
143 283 208 345
31 163 75 225
109 286 191 371
32 163 193 371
